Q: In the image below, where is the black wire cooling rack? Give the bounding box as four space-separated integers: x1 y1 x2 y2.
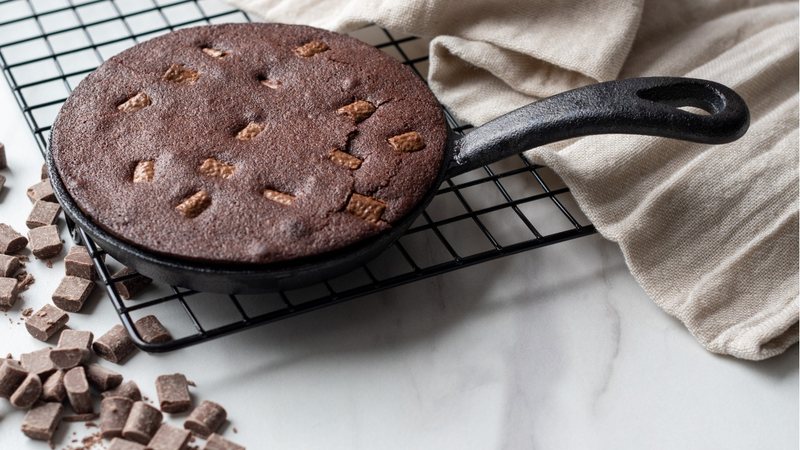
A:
0 0 596 352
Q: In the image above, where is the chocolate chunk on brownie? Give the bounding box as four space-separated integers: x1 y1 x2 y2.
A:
50 23 447 264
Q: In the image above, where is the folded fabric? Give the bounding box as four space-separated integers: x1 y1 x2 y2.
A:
228 0 799 360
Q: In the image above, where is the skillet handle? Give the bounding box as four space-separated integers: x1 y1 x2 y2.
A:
446 77 749 177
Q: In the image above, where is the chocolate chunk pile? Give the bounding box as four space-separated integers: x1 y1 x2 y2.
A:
3 335 244 449
1 143 244 448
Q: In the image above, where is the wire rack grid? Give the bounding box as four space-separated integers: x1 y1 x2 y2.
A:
0 0 596 352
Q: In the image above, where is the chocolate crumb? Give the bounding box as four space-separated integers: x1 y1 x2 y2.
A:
16 271 35 292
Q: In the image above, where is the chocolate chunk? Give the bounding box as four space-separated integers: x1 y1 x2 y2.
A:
329 148 362 170
63 412 99 422
26 179 56 203
41 162 49 179
25 304 69 341
0 254 21 277
64 366 93 413
118 92 151 113
0 359 28 398
93 324 137 364
21 401 63 440
148 423 190 450
294 40 329 57
0 174 4 192
49 347 84 369
337 99 376 123
184 400 226 438
10 372 42 409
65 245 95 280
162 64 200 83
204 433 245 450
86 363 123 391
122 400 163 444
134 315 172 344
26 199 61 229
176 190 211 218
28 224 62 259
346 193 386 224
0 142 5 169
101 396 134 439
198 157 235 179
102 380 142 401
388 131 425 152
20 348 57 377
41 369 66 402
57 329 93 362
0 276 18 311
108 437 146 450
112 267 152 300
0 223 27 254
132 160 155 182
52 275 95 312
201 47 227 58
155 373 192 413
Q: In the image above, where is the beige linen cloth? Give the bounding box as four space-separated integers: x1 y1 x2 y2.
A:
229 0 799 360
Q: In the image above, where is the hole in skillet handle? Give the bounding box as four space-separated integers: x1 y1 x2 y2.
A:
636 81 724 116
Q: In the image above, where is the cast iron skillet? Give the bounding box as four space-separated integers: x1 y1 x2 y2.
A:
48 76 749 294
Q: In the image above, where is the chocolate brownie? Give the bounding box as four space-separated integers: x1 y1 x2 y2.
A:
50 23 447 264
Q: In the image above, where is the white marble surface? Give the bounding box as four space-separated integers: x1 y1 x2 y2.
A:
0 56 797 450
